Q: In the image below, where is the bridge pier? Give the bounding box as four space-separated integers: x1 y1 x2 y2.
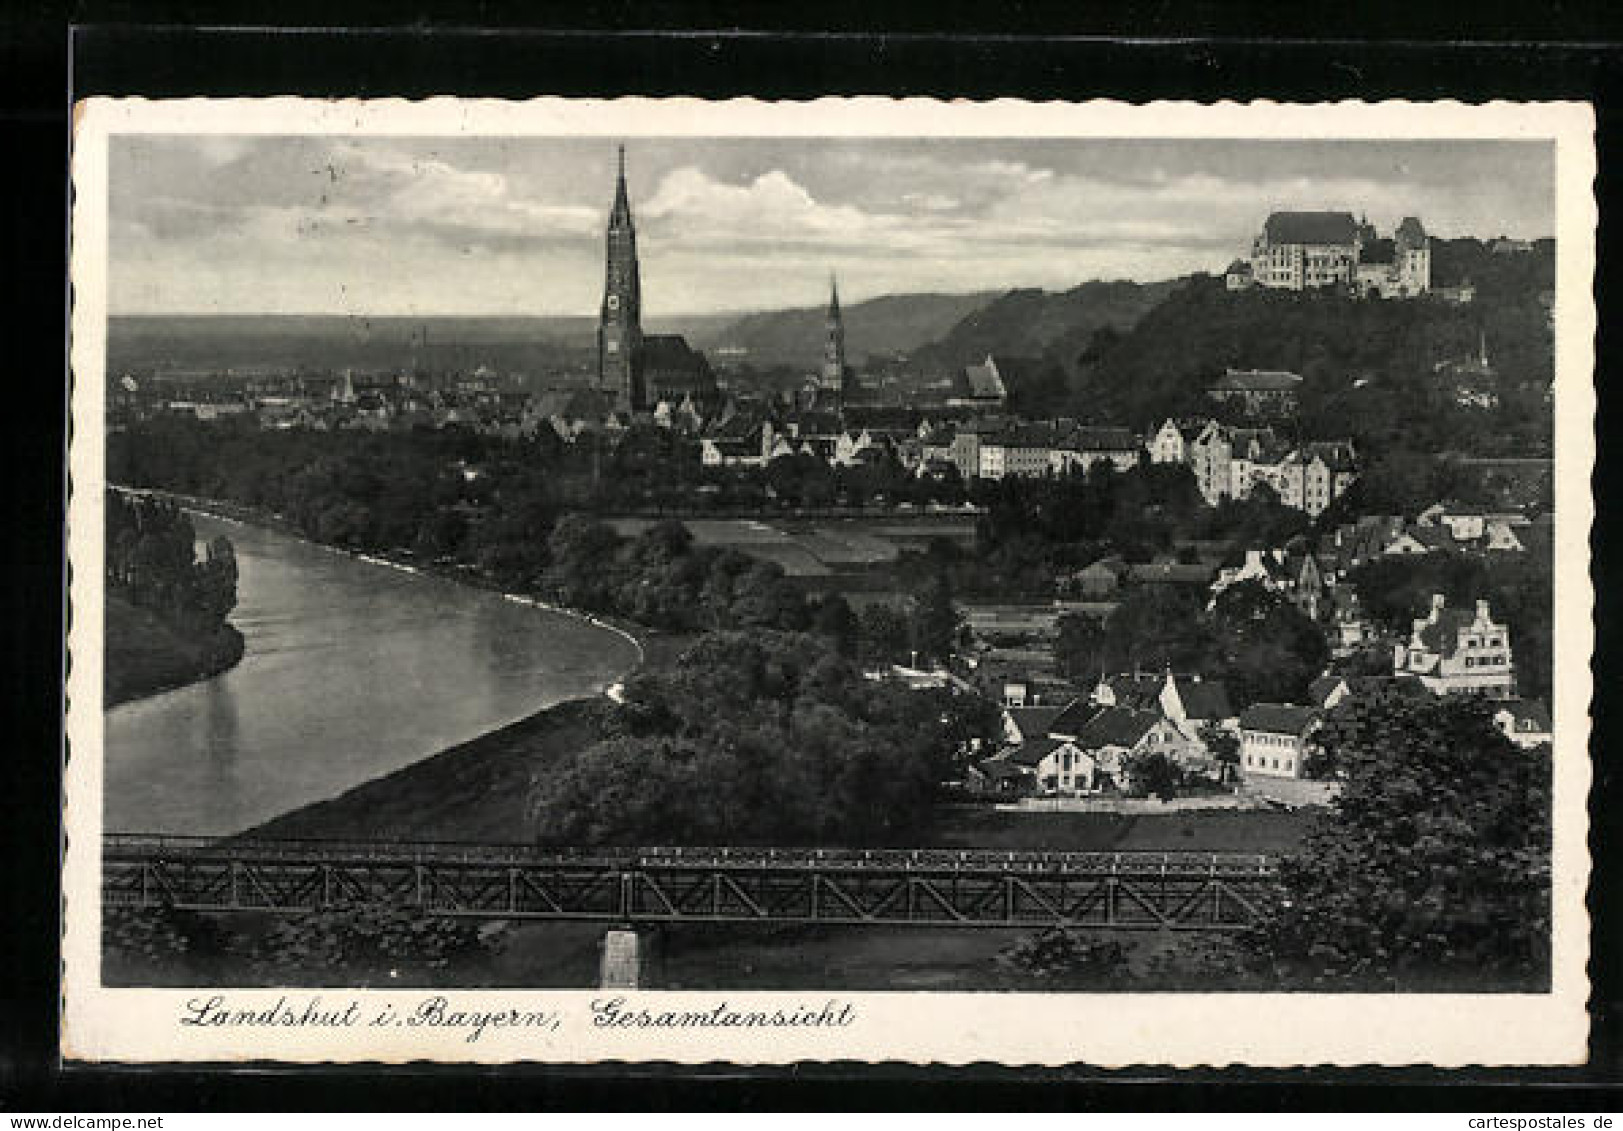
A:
599 926 661 989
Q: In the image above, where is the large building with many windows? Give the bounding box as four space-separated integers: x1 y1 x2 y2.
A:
1227 211 1431 297
1393 594 1515 697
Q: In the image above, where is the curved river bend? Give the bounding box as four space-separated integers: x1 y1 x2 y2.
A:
103 514 639 837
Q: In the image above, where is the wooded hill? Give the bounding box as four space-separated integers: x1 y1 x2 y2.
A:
976 241 1558 458
693 291 1000 369
907 279 1181 373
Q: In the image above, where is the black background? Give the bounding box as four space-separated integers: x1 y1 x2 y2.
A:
5 2 1623 1109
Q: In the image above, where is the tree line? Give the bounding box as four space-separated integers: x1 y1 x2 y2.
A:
1053 578 1329 710
106 492 238 632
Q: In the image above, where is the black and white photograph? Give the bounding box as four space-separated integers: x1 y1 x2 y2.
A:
63 97 1595 1066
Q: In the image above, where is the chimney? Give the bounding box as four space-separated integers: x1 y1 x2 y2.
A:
1476 599 1491 621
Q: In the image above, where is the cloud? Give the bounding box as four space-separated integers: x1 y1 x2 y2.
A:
107 136 1555 316
324 143 600 251
639 167 904 245
969 159 1055 183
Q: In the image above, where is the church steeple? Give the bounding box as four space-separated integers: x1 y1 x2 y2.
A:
609 145 633 228
820 272 846 404
599 144 644 412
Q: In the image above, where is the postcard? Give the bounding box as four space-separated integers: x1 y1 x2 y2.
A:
64 96 1595 1066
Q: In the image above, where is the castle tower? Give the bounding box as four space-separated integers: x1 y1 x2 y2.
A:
598 146 644 412
820 273 846 405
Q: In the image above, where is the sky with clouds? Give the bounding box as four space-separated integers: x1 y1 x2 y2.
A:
109 136 1555 317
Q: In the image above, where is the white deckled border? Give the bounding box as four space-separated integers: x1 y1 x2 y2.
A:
63 96 1596 1068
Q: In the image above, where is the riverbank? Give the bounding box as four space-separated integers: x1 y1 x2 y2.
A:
113 485 655 672
104 593 245 707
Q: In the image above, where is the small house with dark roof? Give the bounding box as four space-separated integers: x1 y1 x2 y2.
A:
1493 699 1552 750
1050 697 1211 776
997 736 1099 795
1239 703 1321 780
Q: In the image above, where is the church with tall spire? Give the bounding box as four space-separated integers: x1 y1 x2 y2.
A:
598 146 644 412
820 273 847 407
593 146 714 414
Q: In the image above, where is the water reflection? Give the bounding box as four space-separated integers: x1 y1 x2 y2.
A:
103 515 638 836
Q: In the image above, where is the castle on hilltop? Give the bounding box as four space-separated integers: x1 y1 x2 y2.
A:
1225 211 1431 299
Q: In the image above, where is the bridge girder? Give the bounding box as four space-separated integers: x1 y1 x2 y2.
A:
103 838 1280 932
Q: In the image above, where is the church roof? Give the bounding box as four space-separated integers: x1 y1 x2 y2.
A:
1263 211 1358 246
640 334 708 371
963 358 1008 400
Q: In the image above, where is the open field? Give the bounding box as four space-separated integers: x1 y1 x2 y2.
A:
605 513 979 579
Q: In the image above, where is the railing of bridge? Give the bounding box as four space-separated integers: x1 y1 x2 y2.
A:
103 834 1277 876
103 834 1281 929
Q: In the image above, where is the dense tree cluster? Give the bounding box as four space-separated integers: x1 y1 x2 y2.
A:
1053 579 1329 709
543 516 810 633
106 492 238 631
527 631 1000 847
891 464 1312 601
1258 692 1550 991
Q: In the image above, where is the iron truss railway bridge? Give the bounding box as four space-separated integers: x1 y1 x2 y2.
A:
104 835 1281 931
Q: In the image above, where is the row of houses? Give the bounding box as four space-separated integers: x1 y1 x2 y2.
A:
973 646 1549 798
1148 416 1360 516
973 671 1233 796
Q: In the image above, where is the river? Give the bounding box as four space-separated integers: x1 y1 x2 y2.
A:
102 514 640 837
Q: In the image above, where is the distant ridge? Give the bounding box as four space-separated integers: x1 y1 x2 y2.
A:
688 292 1001 369
909 279 1183 373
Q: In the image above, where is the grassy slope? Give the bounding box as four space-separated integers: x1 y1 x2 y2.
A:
244 697 611 843
104 593 244 707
